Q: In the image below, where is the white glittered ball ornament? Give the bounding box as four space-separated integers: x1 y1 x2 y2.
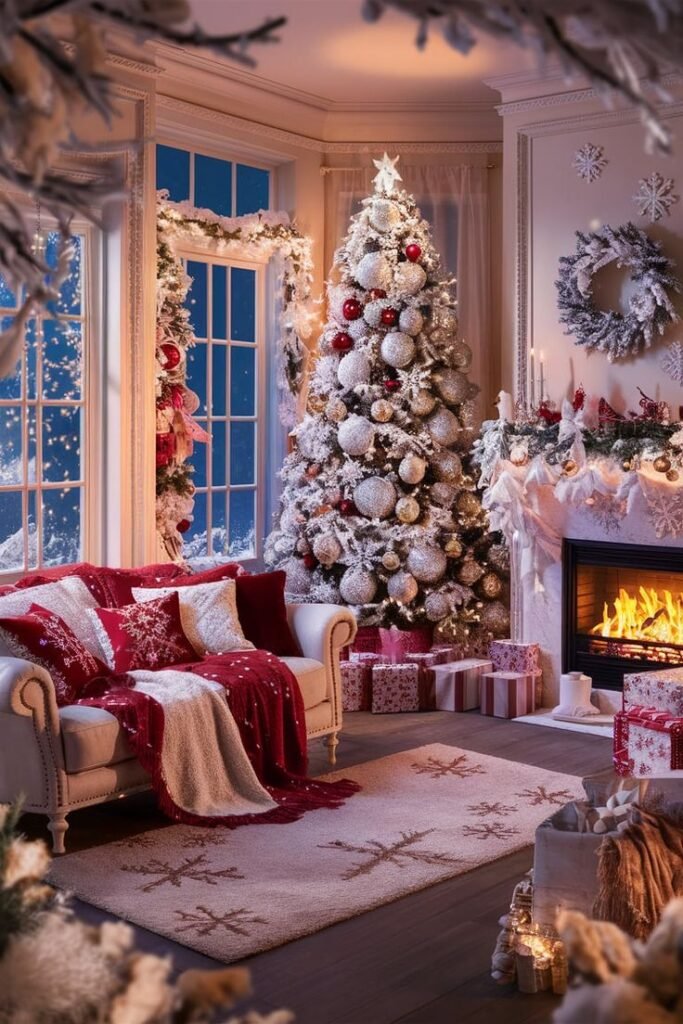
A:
388 571 418 603
395 496 421 523
326 398 348 423
452 340 472 370
356 252 392 292
364 299 387 328
369 199 401 233
425 592 451 622
353 476 396 519
347 319 368 342
398 307 424 336
312 533 342 567
371 399 394 423
338 415 375 456
285 557 312 595
337 350 371 390
381 332 415 369
296 537 310 555
410 389 436 416
394 262 427 296
431 450 462 482
398 453 427 485
339 566 377 605
427 408 461 446
431 482 457 507
382 550 401 571
407 544 448 583
434 368 468 404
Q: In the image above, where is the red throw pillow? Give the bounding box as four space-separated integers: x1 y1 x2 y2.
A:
90 591 198 672
136 562 245 591
15 562 188 608
0 603 108 706
235 571 301 657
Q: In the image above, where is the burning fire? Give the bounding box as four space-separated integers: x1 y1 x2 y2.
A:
591 586 683 645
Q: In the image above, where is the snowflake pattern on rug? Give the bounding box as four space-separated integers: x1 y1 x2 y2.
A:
411 754 487 779
120 854 244 893
645 489 683 539
633 171 679 222
573 143 607 183
174 905 267 937
466 801 517 817
585 492 627 533
661 341 683 386
112 834 158 851
319 829 459 880
515 785 576 807
462 821 521 841
179 830 228 850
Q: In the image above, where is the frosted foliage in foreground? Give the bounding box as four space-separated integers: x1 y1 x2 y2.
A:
266 154 508 645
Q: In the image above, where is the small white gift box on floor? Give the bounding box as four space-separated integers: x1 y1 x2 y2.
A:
434 659 493 711
371 663 420 714
481 671 536 719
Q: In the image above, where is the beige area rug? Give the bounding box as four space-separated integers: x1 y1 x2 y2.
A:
49 744 583 963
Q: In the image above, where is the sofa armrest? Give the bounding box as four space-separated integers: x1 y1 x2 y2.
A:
0 657 60 729
286 603 357 666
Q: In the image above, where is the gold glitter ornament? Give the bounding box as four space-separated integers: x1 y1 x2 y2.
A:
667 468 680 482
451 340 472 369
427 407 461 446
456 491 481 517
387 571 419 603
479 600 510 636
445 537 463 558
371 399 393 423
431 482 457 507
509 444 528 467
312 533 342 567
395 496 421 523
325 398 348 423
425 592 451 622
308 394 326 413
431 450 462 483
382 550 401 571
478 571 503 599
398 453 427 485
410 389 436 416
653 454 672 473
622 459 632 472
562 459 578 476
458 559 485 586
407 544 448 583
434 367 469 404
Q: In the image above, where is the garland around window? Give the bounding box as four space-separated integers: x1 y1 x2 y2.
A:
556 222 681 362
155 196 315 561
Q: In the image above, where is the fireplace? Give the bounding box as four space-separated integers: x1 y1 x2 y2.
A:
563 539 683 691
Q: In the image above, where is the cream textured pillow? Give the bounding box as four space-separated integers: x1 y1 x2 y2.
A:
132 579 254 656
0 576 101 657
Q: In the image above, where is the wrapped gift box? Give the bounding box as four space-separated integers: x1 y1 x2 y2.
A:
489 640 541 674
405 652 444 710
430 644 462 663
349 651 385 668
623 667 683 717
351 625 382 655
379 625 433 663
341 662 371 712
614 705 683 777
480 671 536 719
371 663 419 714
434 659 493 712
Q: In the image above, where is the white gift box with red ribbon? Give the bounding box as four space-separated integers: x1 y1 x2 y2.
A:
371 663 420 714
489 640 541 674
434 659 493 711
341 662 371 712
623 667 683 718
480 671 536 719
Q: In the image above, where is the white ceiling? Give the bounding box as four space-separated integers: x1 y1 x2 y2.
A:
189 0 535 107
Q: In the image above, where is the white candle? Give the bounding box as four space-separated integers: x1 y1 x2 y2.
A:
529 347 536 409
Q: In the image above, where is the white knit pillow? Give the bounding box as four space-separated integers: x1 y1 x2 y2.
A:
0 576 101 656
132 579 254 656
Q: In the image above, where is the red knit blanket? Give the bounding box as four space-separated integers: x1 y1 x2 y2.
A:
78 650 359 826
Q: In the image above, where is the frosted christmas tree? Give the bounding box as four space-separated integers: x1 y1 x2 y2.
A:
266 155 509 646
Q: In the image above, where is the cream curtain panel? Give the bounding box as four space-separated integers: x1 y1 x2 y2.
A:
324 163 492 421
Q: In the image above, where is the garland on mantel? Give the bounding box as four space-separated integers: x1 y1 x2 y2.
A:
155 196 316 561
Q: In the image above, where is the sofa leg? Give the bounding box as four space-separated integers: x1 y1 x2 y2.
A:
48 812 69 855
326 732 339 766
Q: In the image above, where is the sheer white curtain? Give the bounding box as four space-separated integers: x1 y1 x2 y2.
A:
324 163 492 420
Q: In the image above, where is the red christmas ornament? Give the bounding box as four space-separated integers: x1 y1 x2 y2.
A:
159 342 182 370
343 298 363 321
303 553 317 570
176 518 191 534
537 402 561 425
331 331 353 352
384 378 401 393
369 288 387 300
380 307 399 327
339 499 357 516
405 244 422 263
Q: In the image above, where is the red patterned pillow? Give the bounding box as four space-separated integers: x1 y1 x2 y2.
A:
135 562 245 591
89 591 198 672
235 571 301 657
0 603 108 706
15 563 189 608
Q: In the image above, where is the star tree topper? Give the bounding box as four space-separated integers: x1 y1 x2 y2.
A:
373 152 402 194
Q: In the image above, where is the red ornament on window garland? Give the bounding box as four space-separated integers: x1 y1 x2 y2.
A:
176 518 191 534
343 298 363 321
384 378 401 393
159 342 182 370
339 499 357 516
331 332 353 352
380 307 399 326
405 244 422 263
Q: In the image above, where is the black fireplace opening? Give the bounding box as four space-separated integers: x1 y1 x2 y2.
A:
563 538 683 691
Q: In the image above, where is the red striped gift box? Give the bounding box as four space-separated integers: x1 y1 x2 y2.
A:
480 671 536 719
613 705 683 777
434 659 493 711
405 652 444 710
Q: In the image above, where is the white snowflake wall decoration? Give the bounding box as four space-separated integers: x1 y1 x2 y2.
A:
661 341 683 386
573 143 607 183
633 172 679 222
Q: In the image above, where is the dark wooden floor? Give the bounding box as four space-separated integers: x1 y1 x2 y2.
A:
26 712 613 1024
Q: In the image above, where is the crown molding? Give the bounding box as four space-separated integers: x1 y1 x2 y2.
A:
322 139 502 153
492 69 683 116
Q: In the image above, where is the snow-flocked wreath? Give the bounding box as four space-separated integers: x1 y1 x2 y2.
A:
556 222 681 361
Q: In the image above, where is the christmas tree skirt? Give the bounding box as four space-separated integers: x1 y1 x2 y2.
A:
49 744 582 963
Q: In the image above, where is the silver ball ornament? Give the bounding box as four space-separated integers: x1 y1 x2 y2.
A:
434 368 469 404
356 252 392 291
425 592 451 622
410 389 436 416
427 408 461 446
338 415 375 456
431 449 462 482
339 566 378 605
452 340 472 369
398 308 424 336
398 453 427 485
394 262 427 296
407 544 448 584
382 551 401 571
439 309 458 335
479 600 511 636
364 299 387 328
381 331 415 369
326 398 348 423
431 482 457 507
337 350 371 390
395 496 421 523
353 476 396 519
388 571 418 603
369 199 400 233
371 399 394 423
285 557 312 595
312 533 342 567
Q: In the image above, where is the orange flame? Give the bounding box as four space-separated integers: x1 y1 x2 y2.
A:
591 587 683 644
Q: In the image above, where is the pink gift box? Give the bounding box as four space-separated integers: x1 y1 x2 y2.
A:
371 663 419 714
379 626 433 663
480 671 536 719
405 652 443 710
434 659 493 711
623 668 683 717
614 705 683 777
489 640 541 674
341 662 371 712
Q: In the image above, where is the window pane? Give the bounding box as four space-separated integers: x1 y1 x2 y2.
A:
211 490 227 555
42 487 82 566
0 491 24 572
0 275 15 309
211 421 227 487
229 490 255 559
46 233 82 316
230 421 255 485
192 431 207 489
212 265 227 339
0 316 20 399
182 491 207 559
194 154 232 216
42 320 82 401
230 268 256 342
0 408 23 485
27 490 38 569
186 342 207 416
26 319 37 400
156 145 190 202
185 260 207 338
42 406 82 482
230 347 256 416
236 164 270 215
211 344 227 416
27 406 37 484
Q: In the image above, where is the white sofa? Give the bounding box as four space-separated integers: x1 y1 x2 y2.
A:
0 602 356 853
